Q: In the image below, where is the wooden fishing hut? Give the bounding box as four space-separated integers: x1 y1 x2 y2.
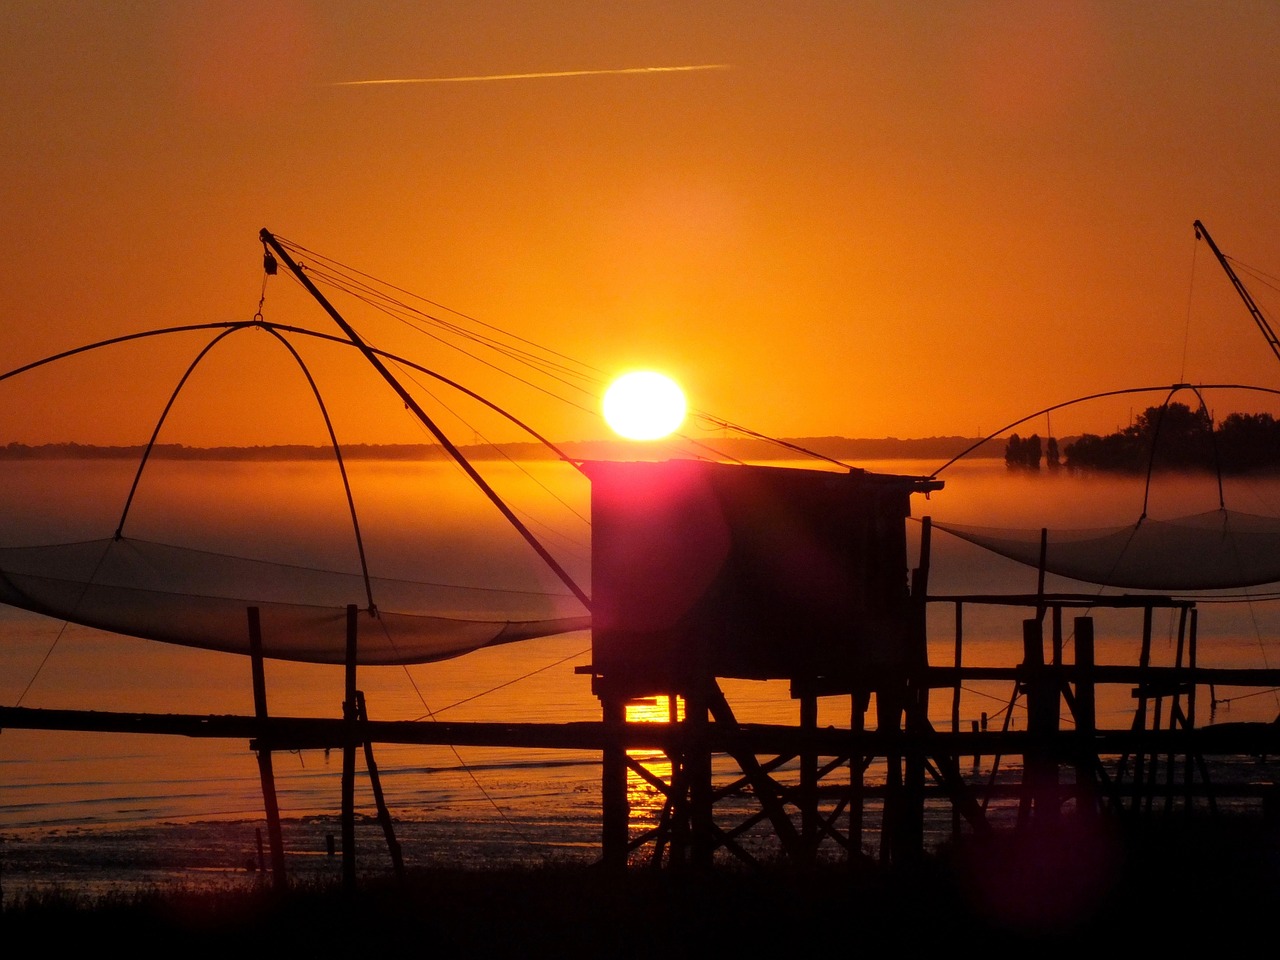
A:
578 458 943 868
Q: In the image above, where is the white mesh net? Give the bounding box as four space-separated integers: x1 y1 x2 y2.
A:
0 537 589 664
933 509 1280 590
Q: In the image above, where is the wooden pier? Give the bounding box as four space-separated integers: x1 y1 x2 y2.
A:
5 459 1280 888
4 599 1279 882
4 586 1280 886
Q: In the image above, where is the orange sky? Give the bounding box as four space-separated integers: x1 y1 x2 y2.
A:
3 1 1280 450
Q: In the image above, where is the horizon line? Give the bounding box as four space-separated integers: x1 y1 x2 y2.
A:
2 435 1004 448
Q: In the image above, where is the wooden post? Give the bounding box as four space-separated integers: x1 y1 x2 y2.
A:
1146 690 1165 817
342 603 358 892
1052 604 1063 667
356 690 405 882
894 515 932 864
952 601 964 835
600 690 629 870
878 690 903 865
1073 616 1097 819
1187 606 1198 730
247 607 287 890
901 681 927 863
1020 617 1060 827
849 690 867 856
1036 527 1048 618
1165 605 1190 813
951 602 963 736
686 684 714 870
658 691 686 865
1133 605 1154 815
1186 606 1200 811
799 688 818 865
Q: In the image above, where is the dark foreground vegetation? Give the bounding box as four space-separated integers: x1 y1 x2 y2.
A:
1007 403 1280 474
4 817 1278 953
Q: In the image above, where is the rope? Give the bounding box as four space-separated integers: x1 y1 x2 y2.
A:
9 539 116 707
385 357 591 533
274 234 858 472
422 645 591 718
274 242 606 410
261 327 378 614
1179 228 1199 383
12 619 70 708
265 230 594 612
369 613 589 862
1137 386 1225 519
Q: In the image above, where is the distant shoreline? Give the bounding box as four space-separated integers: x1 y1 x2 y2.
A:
0 436 1005 462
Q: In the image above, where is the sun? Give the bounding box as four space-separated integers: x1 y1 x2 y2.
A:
602 371 687 441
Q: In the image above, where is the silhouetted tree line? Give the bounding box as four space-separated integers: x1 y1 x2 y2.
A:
1057 403 1280 474
2 436 1011 463
1004 433 1061 471
1005 433 1041 469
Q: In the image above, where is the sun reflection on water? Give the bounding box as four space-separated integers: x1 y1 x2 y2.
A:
625 696 683 824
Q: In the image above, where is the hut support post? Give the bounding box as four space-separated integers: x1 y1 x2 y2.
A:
342 604 358 892
600 692 629 870
951 601 965 835
850 690 868 855
247 607 287 890
1187 608 1203 812
799 689 819 865
1036 527 1048 616
1020 617 1060 828
896 515 933 863
1073 616 1098 818
1164 605 1190 813
1052 604 1063 666
900 684 928 862
878 697 903 863
1132 606 1154 815
686 685 714 869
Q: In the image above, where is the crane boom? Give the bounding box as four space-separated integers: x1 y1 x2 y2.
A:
1194 219 1280 364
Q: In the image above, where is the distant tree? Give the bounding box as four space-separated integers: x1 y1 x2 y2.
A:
1065 431 1146 472
1024 433 1042 469
1063 401 1280 474
1004 433 1042 470
1133 402 1213 469
1216 412 1280 473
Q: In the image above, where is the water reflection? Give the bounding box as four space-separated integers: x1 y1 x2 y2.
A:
624 696 682 825
3 454 1280 853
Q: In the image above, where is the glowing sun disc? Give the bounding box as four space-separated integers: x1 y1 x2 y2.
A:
603 371 687 440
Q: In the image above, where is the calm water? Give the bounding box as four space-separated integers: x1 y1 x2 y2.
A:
2 456 1280 891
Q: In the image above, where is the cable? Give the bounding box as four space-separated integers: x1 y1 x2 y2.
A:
276 236 860 473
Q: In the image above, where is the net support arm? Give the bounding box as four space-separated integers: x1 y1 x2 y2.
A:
259 229 591 613
1194 219 1280 365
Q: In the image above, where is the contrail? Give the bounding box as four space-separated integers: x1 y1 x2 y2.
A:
331 64 731 86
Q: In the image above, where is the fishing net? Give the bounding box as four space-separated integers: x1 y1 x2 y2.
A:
932 509 1280 591
0 537 589 664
